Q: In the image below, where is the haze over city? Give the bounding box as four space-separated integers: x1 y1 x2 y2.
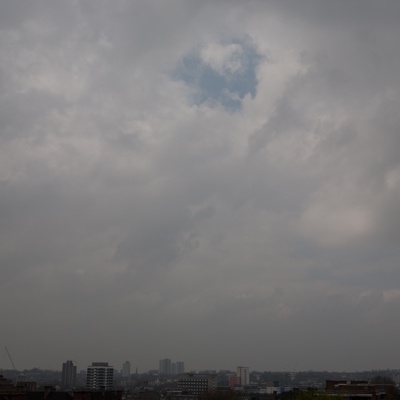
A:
1 1 400 373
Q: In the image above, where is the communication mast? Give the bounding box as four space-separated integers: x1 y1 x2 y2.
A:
4 347 19 384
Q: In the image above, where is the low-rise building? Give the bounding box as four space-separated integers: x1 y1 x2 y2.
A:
325 380 394 400
177 373 216 395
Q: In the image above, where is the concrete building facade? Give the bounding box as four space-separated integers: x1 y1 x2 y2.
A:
177 373 216 395
176 362 185 375
236 366 250 386
86 362 114 390
159 359 171 375
122 361 131 378
62 361 77 389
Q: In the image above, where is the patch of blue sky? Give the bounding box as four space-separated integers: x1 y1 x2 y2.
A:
174 38 263 111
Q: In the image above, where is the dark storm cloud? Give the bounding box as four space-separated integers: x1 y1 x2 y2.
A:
1 0 400 372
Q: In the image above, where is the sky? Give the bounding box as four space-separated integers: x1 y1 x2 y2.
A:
1 0 400 373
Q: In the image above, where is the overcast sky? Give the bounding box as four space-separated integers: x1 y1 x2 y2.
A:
1 1 400 373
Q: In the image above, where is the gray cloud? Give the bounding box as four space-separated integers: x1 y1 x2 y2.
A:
1 1 400 372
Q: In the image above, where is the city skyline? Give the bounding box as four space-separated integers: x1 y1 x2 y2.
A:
1 1 400 373
3 358 400 376
0 366 397 400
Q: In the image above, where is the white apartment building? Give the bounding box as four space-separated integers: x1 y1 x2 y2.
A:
86 362 114 390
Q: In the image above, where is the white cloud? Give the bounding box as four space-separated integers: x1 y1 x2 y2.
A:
200 42 244 74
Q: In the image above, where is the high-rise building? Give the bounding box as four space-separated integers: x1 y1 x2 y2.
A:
176 361 185 374
62 360 77 389
236 366 250 386
171 363 177 375
159 358 171 375
86 362 114 390
159 359 184 375
122 361 131 378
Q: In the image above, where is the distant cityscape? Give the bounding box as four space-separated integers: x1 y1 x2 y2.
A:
1 358 400 400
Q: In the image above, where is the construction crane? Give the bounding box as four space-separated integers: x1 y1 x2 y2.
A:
4 346 19 384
